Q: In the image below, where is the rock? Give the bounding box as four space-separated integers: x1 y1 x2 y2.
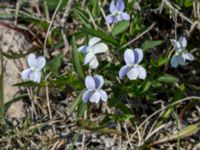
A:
0 24 31 121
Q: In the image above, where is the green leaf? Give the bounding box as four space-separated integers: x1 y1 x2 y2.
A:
73 8 91 28
112 21 130 36
184 0 192 8
90 0 100 17
44 0 68 11
77 100 88 119
152 124 199 145
107 114 134 122
71 36 85 79
142 40 163 51
139 80 151 94
14 81 46 87
48 54 63 76
70 91 83 112
3 51 28 59
157 56 169 67
71 91 88 119
157 74 179 83
81 28 118 45
50 74 84 90
77 119 123 136
108 86 127 107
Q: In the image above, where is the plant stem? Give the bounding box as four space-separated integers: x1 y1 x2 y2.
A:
0 49 5 124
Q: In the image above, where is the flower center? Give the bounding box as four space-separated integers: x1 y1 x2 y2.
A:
31 67 38 72
175 49 186 56
87 46 95 53
113 9 121 16
129 64 138 68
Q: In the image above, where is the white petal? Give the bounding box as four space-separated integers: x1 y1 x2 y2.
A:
171 55 178 68
85 76 95 90
99 89 108 102
121 12 130 21
35 56 46 70
28 53 36 67
109 0 116 13
119 65 131 79
89 37 101 46
127 67 138 80
93 43 108 54
106 14 114 24
170 39 181 50
94 75 104 89
138 66 147 79
176 55 185 66
78 45 88 53
133 48 144 64
21 68 31 80
84 53 94 65
116 0 125 11
182 52 194 61
89 56 99 69
29 71 41 83
179 36 187 48
82 90 92 103
124 49 135 65
89 91 101 103
171 55 185 68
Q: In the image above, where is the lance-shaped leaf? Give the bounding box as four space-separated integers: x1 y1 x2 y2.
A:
71 36 84 79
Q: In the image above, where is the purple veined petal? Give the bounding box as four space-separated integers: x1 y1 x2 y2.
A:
21 68 32 80
93 43 108 54
82 89 92 103
28 53 36 67
119 65 131 79
78 45 88 53
84 52 94 65
89 56 99 69
121 12 130 21
124 49 135 65
133 48 144 64
29 71 41 83
106 14 114 24
85 75 95 90
109 0 116 13
89 37 101 46
138 66 147 79
170 39 181 50
179 36 187 49
35 56 46 70
116 0 125 11
182 52 194 61
99 89 108 102
127 67 138 80
112 16 118 23
94 75 104 89
89 91 101 103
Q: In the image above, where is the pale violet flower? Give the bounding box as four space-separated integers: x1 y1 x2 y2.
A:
21 53 46 83
78 37 108 69
170 36 194 68
119 48 147 80
82 75 108 103
106 0 130 24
